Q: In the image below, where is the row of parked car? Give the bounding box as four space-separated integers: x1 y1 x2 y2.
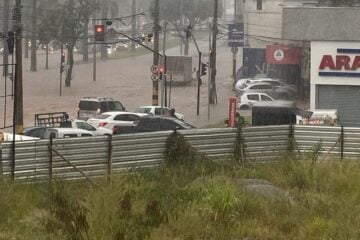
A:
234 77 297 110
23 97 192 139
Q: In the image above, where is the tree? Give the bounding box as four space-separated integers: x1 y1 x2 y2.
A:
154 0 223 55
39 0 98 87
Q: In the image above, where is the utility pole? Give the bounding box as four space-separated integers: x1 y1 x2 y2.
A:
14 0 23 134
93 17 97 82
152 0 160 106
3 0 9 76
30 0 37 71
210 0 218 104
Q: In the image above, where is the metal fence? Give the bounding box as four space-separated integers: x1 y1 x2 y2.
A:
1 125 359 182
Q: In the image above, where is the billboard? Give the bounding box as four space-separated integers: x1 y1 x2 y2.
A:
228 23 244 48
266 45 302 65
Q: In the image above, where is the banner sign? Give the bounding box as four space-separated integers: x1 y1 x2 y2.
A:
266 45 302 65
228 23 244 48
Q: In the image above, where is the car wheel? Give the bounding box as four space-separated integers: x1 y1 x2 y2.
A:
240 105 250 110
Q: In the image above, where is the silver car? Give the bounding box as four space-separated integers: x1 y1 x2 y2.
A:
236 82 295 100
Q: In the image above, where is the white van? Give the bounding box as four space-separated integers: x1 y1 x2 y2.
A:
44 128 95 139
296 109 339 126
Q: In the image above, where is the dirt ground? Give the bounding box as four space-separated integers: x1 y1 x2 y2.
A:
1 39 240 131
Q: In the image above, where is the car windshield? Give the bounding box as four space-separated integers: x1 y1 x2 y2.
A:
134 107 151 114
79 101 99 111
92 114 110 119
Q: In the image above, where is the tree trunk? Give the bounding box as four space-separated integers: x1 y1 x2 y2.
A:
131 0 136 52
82 19 89 62
45 42 49 69
30 0 37 71
184 36 189 56
65 46 74 87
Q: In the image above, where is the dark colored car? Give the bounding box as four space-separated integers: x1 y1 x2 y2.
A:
23 126 49 139
113 116 194 134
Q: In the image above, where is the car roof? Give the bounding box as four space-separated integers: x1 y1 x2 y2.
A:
80 97 115 102
246 82 273 86
137 105 169 109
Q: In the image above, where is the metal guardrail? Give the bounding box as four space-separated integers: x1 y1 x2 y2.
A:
1 125 358 182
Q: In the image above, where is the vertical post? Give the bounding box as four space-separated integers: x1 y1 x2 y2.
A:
11 65 18 182
210 0 218 104
14 0 23 134
2 0 9 76
152 0 160 106
30 0 37 72
60 43 63 96
197 52 202 115
207 22 212 121
49 135 53 184
232 51 237 87
168 74 172 107
107 135 113 183
340 126 344 160
163 23 167 107
93 18 97 82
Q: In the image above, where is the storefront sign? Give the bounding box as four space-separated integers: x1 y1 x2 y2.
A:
266 45 302 65
318 48 360 77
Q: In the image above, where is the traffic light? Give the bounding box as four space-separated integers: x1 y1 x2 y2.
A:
158 66 164 80
95 24 105 41
7 31 14 54
201 62 207 76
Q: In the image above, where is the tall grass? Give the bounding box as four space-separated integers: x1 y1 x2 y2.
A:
1 157 360 239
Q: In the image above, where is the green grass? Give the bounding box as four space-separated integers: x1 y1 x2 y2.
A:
1 157 360 239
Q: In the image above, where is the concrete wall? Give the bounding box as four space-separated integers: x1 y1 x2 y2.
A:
244 0 284 48
282 7 360 41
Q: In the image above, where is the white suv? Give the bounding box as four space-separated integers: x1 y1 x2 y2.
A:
237 93 274 110
77 97 126 120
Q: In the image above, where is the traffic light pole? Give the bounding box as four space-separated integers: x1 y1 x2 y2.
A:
197 52 202 115
190 32 202 116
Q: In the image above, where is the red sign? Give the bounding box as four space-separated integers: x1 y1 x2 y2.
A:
266 45 302 65
228 98 237 128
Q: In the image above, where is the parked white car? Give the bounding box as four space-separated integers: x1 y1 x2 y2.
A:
133 106 184 120
235 78 274 89
237 93 275 110
45 128 94 139
235 78 297 99
87 111 147 130
65 119 113 136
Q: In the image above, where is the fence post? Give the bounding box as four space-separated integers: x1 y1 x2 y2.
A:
287 124 295 154
49 136 53 184
340 126 344 160
107 135 113 182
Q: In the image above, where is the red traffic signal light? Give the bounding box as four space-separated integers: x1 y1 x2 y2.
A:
95 24 105 41
158 66 164 74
